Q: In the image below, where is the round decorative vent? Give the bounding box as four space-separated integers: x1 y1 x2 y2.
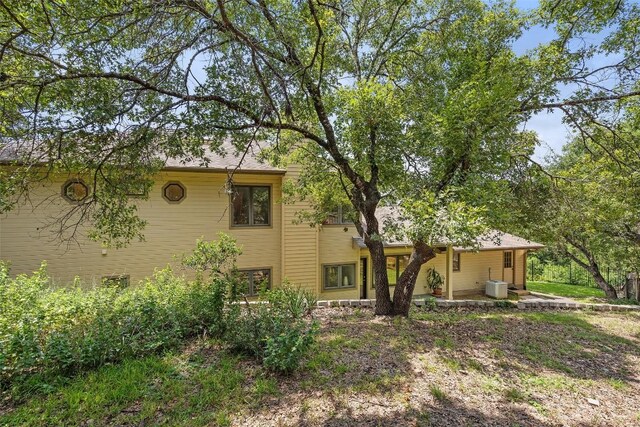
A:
162 182 186 203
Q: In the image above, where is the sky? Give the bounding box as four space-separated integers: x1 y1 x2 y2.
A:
512 0 619 162
182 0 622 163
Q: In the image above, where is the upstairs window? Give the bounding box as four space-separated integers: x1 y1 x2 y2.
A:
162 182 186 203
232 185 270 226
62 179 89 203
324 204 356 225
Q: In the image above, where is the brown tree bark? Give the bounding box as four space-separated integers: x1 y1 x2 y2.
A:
564 236 618 299
392 242 437 316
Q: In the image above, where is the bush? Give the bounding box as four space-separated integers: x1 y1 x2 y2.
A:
0 263 236 395
610 298 639 306
0 235 318 394
224 288 318 373
263 282 317 319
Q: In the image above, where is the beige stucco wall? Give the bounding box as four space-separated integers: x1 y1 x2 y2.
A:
452 250 503 295
363 248 529 299
364 247 447 300
0 171 283 286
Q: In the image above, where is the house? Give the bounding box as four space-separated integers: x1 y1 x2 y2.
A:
0 143 543 299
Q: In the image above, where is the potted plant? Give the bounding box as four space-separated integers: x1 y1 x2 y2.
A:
426 267 444 297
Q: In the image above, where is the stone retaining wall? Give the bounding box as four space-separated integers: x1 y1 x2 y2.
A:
315 298 640 312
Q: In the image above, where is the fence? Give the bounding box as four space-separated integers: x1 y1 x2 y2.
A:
527 258 628 289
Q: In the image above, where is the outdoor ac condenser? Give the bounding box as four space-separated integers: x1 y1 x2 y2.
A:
485 280 508 299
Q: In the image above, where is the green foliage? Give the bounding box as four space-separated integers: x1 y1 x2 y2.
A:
610 298 639 306
224 287 319 373
263 322 319 373
0 235 316 394
423 296 438 310
0 273 316 395
181 233 243 274
0 264 232 396
263 282 317 318
425 268 444 292
387 191 489 249
509 120 640 298
494 300 515 309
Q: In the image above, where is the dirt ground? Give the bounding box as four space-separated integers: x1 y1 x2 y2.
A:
234 308 640 427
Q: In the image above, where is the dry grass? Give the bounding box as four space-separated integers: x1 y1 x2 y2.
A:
3 308 640 427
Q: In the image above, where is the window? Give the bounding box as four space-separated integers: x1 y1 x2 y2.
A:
386 255 411 286
503 251 513 268
162 181 186 203
452 252 461 272
62 179 89 203
231 185 270 226
102 275 130 289
324 204 355 225
323 264 356 290
238 269 271 296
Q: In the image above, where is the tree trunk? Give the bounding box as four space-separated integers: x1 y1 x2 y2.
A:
393 242 436 316
563 237 618 299
357 198 394 314
591 267 618 299
368 240 393 314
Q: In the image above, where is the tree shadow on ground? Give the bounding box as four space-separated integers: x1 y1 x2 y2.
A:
243 308 640 427
316 397 557 427
413 309 640 384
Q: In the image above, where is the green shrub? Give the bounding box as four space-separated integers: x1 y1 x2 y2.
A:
263 282 317 319
494 300 515 308
0 234 318 395
610 298 639 306
0 264 235 394
225 290 318 374
263 321 318 373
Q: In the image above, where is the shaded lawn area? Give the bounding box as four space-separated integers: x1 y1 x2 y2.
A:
527 280 606 299
2 308 640 426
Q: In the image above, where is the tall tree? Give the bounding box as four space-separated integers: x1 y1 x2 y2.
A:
1 0 639 314
507 114 640 299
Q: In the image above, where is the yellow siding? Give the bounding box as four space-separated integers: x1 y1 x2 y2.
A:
0 171 283 286
0 164 535 300
514 249 526 287
281 165 319 294
318 225 360 300
452 250 503 295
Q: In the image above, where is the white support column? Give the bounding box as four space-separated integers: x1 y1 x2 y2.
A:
446 246 454 300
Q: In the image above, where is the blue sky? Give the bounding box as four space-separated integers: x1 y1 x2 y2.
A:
512 0 620 161
513 0 564 161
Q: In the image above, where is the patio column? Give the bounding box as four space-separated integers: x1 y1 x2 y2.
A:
446 245 454 300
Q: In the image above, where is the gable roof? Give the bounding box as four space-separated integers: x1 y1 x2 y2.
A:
351 231 544 251
351 205 544 251
162 141 285 174
0 140 285 174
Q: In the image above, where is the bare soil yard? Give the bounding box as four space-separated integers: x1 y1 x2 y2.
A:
2 308 640 427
